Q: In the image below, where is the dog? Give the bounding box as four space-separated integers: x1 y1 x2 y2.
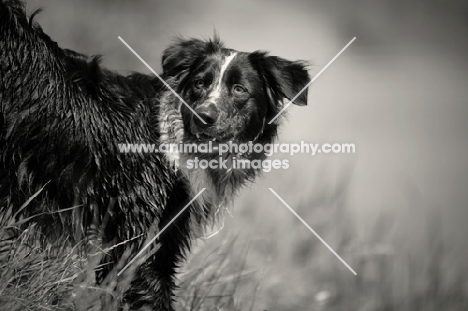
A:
0 0 310 309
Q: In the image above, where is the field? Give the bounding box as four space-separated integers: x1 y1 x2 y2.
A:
1 0 468 310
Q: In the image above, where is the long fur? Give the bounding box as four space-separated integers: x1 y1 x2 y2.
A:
0 1 310 310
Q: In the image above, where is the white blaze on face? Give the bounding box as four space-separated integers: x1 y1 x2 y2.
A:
208 52 237 101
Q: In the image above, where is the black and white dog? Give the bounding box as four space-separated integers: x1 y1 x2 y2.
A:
0 1 309 309
159 37 310 231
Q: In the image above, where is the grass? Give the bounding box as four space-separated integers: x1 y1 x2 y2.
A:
1 170 467 310
0 199 258 310
215 165 468 311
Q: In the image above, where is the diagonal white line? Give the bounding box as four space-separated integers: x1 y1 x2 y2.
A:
117 188 206 276
268 37 356 124
269 188 357 275
118 36 206 124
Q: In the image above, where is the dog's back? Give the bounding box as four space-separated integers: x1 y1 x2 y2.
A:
1 0 169 239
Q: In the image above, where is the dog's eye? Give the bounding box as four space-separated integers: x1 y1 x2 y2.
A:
233 84 247 95
193 78 204 89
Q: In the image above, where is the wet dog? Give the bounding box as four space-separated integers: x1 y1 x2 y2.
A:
0 1 310 309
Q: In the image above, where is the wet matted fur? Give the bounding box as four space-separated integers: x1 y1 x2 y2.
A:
0 0 310 309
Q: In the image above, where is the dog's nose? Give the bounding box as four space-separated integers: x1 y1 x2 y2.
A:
194 104 218 128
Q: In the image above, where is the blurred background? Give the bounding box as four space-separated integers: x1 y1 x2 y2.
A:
27 0 468 309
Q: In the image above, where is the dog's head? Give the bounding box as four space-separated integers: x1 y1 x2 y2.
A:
162 36 310 144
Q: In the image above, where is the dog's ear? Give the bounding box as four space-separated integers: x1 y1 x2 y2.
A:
250 52 310 108
162 37 224 79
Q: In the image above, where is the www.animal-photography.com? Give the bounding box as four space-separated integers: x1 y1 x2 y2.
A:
1 0 467 310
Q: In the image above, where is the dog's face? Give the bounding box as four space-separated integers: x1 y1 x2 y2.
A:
162 37 310 144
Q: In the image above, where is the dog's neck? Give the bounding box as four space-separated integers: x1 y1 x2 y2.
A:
158 90 256 235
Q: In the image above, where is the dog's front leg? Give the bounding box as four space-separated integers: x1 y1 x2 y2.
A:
124 182 192 310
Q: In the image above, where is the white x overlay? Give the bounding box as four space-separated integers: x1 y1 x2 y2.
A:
269 188 357 275
116 36 357 277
